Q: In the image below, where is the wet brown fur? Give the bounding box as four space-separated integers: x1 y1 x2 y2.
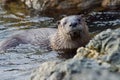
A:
50 15 90 57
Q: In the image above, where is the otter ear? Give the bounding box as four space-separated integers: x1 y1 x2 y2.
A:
80 14 84 17
79 14 86 22
57 21 60 25
61 15 67 18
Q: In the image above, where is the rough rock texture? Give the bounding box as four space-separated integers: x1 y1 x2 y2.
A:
74 47 99 59
2 0 120 20
20 0 120 15
20 0 98 10
21 0 120 10
76 28 120 65
30 28 120 80
102 0 120 9
3 0 119 16
30 58 115 80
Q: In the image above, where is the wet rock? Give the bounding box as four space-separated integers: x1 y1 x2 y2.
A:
102 0 120 9
74 47 111 68
19 0 102 15
30 61 60 80
77 28 120 65
19 0 120 16
1 0 29 15
1 0 17 5
30 57 120 80
21 0 42 10
2 0 120 16
22 0 119 11
74 47 99 59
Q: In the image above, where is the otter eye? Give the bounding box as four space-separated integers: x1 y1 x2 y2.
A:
57 21 60 25
77 18 81 22
63 21 67 25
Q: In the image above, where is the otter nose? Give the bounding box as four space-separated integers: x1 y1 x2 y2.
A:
70 23 77 27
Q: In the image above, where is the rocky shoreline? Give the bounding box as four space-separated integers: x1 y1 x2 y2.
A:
30 28 120 80
2 0 120 31
1 0 120 80
20 0 120 15
2 0 120 16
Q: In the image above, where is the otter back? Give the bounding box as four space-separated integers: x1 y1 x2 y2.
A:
0 28 57 51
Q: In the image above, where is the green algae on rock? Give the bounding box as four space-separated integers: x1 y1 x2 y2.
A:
76 28 120 65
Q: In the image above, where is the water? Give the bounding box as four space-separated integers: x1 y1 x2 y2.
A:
87 11 120 32
0 2 60 80
0 1 120 80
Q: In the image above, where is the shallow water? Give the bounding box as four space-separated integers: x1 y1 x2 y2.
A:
0 1 120 80
0 2 60 80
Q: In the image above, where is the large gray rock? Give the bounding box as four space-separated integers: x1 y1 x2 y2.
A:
76 28 120 65
30 28 120 80
30 58 120 80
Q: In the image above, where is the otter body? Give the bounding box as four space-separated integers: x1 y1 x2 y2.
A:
0 28 57 51
0 15 90 54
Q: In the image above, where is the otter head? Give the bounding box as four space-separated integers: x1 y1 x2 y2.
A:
50 15 90 57
58 15 88 40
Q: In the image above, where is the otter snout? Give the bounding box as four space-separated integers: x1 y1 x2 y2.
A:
69 22 78 28
69 22 83 32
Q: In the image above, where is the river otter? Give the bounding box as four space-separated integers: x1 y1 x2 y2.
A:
0 15 90 55
50 15 90 56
